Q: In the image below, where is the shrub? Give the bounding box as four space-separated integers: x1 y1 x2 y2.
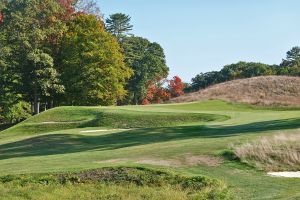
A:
2 101 31 124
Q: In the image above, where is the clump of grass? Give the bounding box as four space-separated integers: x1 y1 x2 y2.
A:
234 133 300 171
0 167 233 200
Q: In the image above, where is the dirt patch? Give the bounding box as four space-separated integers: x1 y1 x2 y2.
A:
136 159 181 167
136 155 223 167
184 154 223 167
94 158 129 164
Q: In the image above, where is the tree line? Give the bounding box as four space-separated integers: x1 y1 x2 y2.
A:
0 0 185 124
188 47 300 92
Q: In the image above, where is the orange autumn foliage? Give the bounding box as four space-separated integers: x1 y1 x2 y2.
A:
169 76 184 97
0 12 3 23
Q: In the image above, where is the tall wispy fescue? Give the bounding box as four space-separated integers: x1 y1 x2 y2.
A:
234 133 300 171
170 76 300 106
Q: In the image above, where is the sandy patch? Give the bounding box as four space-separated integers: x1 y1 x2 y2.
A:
81 129 129 133
39 121 84 124
268 171 300 178
41 121 70 124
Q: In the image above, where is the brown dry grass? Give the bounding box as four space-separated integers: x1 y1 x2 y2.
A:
136 155 222 167
234 133 300 171
170 76 300 106
95 155 223 168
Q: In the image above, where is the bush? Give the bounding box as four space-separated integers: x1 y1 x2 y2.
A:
2 101 31 124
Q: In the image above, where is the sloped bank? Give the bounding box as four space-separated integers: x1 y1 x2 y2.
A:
2 106 229 135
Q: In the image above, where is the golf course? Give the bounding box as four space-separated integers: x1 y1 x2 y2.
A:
1 1 300 199
0 100 299 199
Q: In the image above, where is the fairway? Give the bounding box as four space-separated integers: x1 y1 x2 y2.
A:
0 100 300 199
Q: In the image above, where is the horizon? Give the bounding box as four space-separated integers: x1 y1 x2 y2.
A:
98 0 300 82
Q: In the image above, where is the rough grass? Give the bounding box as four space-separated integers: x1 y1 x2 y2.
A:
234 133 300 171
170 76 300 106
0 167 233 200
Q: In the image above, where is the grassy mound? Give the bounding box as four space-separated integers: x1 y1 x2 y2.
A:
2 106 229 135
0 167 233 200
234 133 300 171
170 76 300 106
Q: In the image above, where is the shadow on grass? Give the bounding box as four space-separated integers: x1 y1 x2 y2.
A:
0 124 15 132
0 118 299 160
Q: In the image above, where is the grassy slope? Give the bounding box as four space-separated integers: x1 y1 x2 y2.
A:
1 105 228 137
170 76 300 106
0 100 300 199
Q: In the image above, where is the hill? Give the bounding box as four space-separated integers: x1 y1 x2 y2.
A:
171 76 300 106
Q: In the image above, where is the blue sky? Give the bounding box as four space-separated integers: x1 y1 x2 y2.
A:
97 0 300 82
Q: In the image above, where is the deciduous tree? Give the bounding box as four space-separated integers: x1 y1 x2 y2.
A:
59 14 132 105
168 76 185 97
0 0 66 114
121 36 169 104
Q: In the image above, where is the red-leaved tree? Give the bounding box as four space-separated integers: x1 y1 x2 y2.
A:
0 12 4 23
142 76 185 105
142 80 171 105
168 76 185 97
57 0 76 20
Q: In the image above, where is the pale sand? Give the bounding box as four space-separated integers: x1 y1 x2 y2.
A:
268 171 300 178
80 129 129 133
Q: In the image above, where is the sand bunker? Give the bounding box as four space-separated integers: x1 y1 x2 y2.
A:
268 171 300 178
94 158 129 164
40 121 83 124
80 129 129 133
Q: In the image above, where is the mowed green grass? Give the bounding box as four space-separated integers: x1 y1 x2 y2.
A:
0 100 300 199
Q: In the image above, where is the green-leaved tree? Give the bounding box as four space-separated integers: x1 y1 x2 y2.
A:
121 36 169 104
0 0 66 115
59 14 132 106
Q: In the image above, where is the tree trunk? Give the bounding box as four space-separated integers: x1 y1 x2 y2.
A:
31 102 34 114
33 87 40 115
134 92 138 105
50 99 54 109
